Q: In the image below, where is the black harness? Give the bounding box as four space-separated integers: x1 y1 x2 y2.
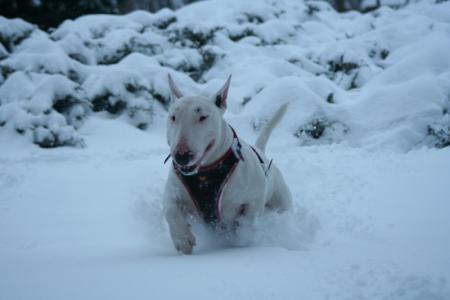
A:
174 147 239 224
166 126 271 225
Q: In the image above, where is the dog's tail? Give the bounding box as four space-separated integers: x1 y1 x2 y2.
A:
255 103 289 153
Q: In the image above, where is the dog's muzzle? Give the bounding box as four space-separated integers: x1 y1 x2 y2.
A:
173 151 200 175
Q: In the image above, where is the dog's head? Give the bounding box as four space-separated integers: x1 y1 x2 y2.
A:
166 75 231 174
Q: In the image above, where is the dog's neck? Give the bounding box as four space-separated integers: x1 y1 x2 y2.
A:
200 119 234 167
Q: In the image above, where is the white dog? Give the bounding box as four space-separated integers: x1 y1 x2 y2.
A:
163 75 292 254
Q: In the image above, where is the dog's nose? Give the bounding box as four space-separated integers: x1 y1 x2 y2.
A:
175 151 194 166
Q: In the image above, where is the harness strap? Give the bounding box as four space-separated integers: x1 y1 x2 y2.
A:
251 146 273 176
251 146 265 165
229 126 244 161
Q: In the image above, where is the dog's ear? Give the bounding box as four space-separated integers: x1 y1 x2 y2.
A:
168 74 183 102
214 75 231 111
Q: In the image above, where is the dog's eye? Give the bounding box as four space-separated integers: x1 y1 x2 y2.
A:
171 115 176 122
199 115 208 122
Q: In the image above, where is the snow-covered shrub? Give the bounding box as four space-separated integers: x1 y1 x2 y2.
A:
168 23 220 48
227 27 258 43
426 114 450 149
83 67 155 129
189 46 225 82
1 0 450 151
310 46 381 90
0 33 88 84
294 118 349 145
55 33 97 65
0 101 85 148
126 98 154 130
152 12 177 30
31 111 84 148
0 16 35 53
327 56 360 89
129 35 164 56
0 43 8 61
0 71 87 147
368 46 389 62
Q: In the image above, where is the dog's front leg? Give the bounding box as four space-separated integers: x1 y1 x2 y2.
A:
165 203 196 254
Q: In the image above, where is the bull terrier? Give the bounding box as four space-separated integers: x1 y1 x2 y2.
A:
163 75 292 254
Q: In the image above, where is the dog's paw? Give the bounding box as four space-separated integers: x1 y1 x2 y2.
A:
173 230 196 255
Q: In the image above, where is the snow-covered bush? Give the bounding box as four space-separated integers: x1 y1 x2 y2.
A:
426 112 450 149
0 16 35 53
295 118 349 145
427 122 450 148
83 65 156 129
0 71 87 147
1 0 450 150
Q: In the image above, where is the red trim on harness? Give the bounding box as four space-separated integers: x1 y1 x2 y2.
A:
198 148 234 172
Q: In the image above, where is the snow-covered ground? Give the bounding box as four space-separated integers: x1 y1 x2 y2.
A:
1 116 449 299
1 0 450 299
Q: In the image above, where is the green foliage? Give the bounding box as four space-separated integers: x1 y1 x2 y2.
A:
0 27 33 53
328 59 359 75
326 93 335 104
92 94 126 114
427 123 450 148
154 16 177 30
295 118 328 139
295 118 349 145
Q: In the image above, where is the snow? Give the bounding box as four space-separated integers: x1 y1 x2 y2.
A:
1 0 450 299
1 117 449 299
2 0 450 149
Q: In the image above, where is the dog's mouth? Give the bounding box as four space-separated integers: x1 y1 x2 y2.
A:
174 139 215 175
176 164 199 176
